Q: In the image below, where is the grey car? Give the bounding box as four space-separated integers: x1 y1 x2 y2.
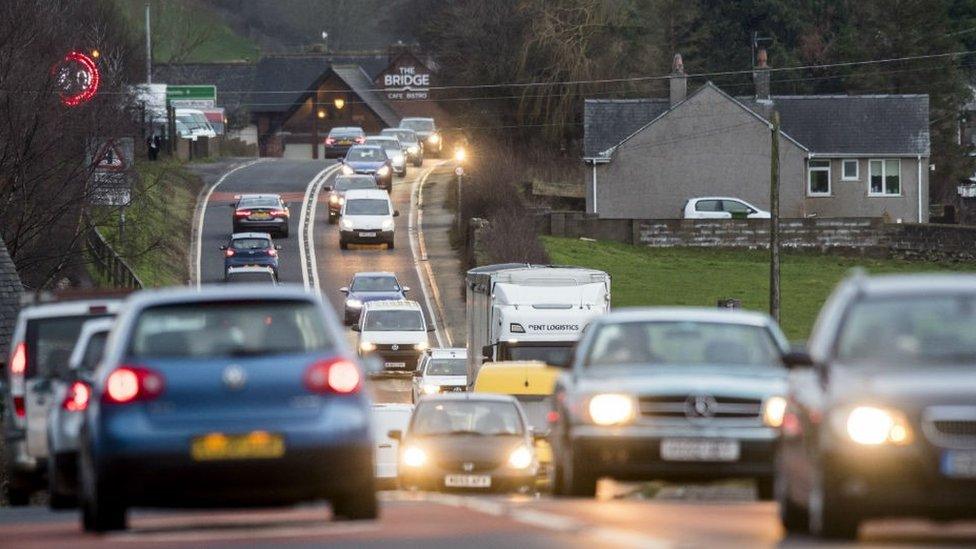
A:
550 308 790 498
380 128 423 167
46 317 113 509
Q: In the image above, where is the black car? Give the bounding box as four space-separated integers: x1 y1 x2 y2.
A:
399 118 441 157
231 194 289 238
778 273 976 540
327 175 377 224
390 393 541 493
324 126 365 159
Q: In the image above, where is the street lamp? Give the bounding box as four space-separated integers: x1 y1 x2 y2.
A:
317 110 326 119
333 97 345 110
454 146 466 163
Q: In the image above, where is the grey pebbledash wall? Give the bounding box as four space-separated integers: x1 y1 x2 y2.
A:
537 211 976 262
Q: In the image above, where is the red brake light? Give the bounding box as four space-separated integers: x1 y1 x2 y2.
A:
271 209 288 217
268 248 278 257
547 410 560 424
63 381 91 412
13 396 25 418
304 358 361 394
9 342 26 376
103 366 164 404
225 249 235 257
234 210 251 218
89 305 108 314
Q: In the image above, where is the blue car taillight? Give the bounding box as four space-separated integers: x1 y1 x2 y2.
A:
102 365 165 405
304 358 361 395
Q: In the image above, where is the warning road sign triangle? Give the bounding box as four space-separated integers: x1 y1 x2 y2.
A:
93 140 126 171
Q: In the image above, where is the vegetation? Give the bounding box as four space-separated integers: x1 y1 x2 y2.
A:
543 236 976 339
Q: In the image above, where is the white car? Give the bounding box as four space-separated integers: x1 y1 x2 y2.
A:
339 189 398 250
365 136 407 177
354 300 432 371
683 197 771 219
175 108 217 139
413 347 468 401
372 403 414 488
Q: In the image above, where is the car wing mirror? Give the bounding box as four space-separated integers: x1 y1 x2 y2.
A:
782 350 814 369
339 287 349 294
530 428 550 441
351 325 361 332
219 244 228 250
393 210 400 217
402 286 410 293
387 429 402 441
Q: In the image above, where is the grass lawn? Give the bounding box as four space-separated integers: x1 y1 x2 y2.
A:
543 236 976 340
92 159 201 287
115 0 259 63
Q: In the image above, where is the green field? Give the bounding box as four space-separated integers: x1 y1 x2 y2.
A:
115 0 259 63
542 236 976 340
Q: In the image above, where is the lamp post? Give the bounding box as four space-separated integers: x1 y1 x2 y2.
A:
454 146 467 234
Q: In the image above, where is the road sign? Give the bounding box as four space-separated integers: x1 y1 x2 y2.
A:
86 138 134 206
455 166 464 177
167 85 216 109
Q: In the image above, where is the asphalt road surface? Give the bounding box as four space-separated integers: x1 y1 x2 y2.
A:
3 159 975 547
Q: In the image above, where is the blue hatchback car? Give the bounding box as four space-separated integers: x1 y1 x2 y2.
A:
221 232 280 279
340 145 393 191
339 272 409 325
77 286 376 532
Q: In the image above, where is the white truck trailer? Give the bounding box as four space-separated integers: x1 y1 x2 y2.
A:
465 264 611 385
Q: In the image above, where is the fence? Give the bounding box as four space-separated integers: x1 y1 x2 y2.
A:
85 219 142 289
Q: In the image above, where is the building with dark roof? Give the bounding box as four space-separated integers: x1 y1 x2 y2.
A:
582 52 931 222
0 240 22 361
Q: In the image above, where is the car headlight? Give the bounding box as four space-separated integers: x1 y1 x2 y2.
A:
837 406 913 446
359 341 376 353
587 394 637 426
377 165 390 177
393 153 404 163
407 145 419 154
413 341 428 351
339 219 353 230
507 444 534 470
762 396 788 428
341 165 354 175
346 298 363 309
402 446 428 468
428 134 440 144
381 219 395 231
329 194 339 204
420 383 440 395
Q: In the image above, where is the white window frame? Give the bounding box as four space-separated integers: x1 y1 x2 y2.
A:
807 160 832 197
841 159 859 181
868 159 902 197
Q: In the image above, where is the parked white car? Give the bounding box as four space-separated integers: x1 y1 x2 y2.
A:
683 197 770 219
413 347 468 401
339 189 398 250
354 300 432 371
372 403 414 488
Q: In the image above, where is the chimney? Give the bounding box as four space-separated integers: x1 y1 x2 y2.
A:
669 53 687 107
754 48 771 102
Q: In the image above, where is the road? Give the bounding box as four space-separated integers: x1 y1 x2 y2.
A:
3 159 975 547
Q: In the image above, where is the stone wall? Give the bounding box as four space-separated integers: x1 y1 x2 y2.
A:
537 211 976 262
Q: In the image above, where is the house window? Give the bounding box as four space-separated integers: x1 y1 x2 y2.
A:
808 160 831 196
842 159 859 181
869 159 901 196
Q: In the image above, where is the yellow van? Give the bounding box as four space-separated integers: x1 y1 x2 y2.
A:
472 361 560 490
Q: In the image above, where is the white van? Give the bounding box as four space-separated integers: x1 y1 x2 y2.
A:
354 300 431 371
175 108 217 139
339 188 398 250
372 403 413 488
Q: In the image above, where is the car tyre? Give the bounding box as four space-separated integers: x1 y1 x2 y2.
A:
756 476 775 501
808 468 859 540
332 478 378 521
48 452 76 510
3 476 30 507
558 446 596 497
387 239 395 250
329 213 338 225
340 240 349 250
79 448 127 532
776 470 808 533
413 158 422 168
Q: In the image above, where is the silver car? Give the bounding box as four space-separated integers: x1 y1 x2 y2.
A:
365 136 407 177
550 308 790 498
46 318 114 508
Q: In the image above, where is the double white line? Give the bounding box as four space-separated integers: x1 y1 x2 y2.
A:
298 163 342 292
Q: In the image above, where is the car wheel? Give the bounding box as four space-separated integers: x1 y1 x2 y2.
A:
755 476 775 501
340 240 348 250
3 476 30 507
329 213 338 225
387 239 395 250
808 468 859 540
775 453 808 534
332 478 378 521
559 446 596 497
413 159 422 168
47 452 76 510
79 447 127 532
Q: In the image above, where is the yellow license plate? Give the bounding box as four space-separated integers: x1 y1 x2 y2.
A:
251 213 271 220
191 432 284 461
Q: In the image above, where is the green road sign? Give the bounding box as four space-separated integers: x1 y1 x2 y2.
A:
167 85 216 101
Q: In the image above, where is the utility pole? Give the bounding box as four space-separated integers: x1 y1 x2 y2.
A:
145 1 152 83
769 111 781 322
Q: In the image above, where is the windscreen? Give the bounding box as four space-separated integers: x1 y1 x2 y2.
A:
334 176 375 191
401 119 434 132
239 197 279 209
346 147 387 161
367 376 414 404
584 321 782 368
80 331 108 372
515 395 552 433
27 315 109 378
503 344 573 366
225 272 275 284
351 276 399 292
426 358 467 376
230 238 270 250
345 199 390 216
129 301 332 359
363 310 424 331
330 128 363 138
411 400 523 436
383 129 417 143
836 294 976 364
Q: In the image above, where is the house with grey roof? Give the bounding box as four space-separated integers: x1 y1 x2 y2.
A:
0 240 22 362
583 52 931 222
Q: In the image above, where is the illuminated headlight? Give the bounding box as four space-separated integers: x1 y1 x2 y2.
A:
346 298 363 309
507 445 534 470
762 396 788 428
836 406 913 446
587 394 637 426
341 165 354 175
413 341 428 351
359 341 376 353
427 134 440 144
382 219 395 231
402 446 427 468
407 145 419 154
420 383 440 395
339 219 354 230
377 166 390 177
393 152 405 163
329 194 340 204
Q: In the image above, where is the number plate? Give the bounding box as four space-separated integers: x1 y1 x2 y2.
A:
385 362 407 369
191 432 284 461
660 439 740 462
251 212 271 220
359 232 377 238
444 474 491 488
445 386 465 392
941 451 976 478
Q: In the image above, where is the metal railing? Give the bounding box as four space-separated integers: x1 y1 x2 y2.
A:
84 217 143 289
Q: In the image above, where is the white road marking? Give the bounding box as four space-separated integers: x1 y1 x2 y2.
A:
298 163 340 291
192 158 267 287
111 522 377 543
408 161 449 347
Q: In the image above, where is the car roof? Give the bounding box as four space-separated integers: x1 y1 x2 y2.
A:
226 265 276 274
17 299 123 320
347 145 384 152
335 174 375 180
382 128 416 134
79 317 115 334
401 117 434 122
122 284 317 309
230 232 272 239
344 189 390 200
366 136 397 141
418 392 517 404
363 299 422 311
237 194 281 201
852 273 976 297
330 126 363 132
353 271 397 278
595 307 775 327
428 347 466 358
689 197 750 202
